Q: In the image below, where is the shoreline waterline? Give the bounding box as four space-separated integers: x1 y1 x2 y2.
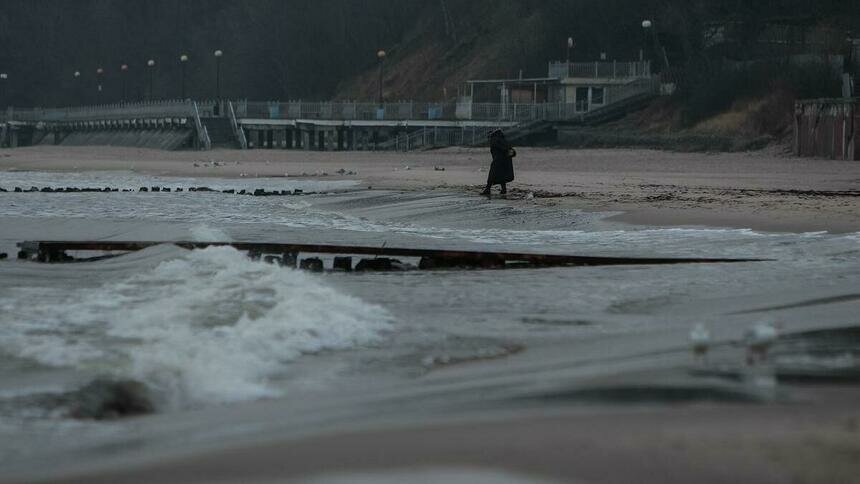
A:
1 145 858 235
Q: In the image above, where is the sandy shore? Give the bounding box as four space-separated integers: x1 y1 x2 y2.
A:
1 145 858 233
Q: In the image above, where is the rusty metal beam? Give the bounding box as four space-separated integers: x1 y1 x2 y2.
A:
15 240 766 267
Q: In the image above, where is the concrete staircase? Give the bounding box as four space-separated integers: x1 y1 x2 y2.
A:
575 92 656 126
487 94 656 146
50 129 193 150
496 120 554 145
202 117 239 148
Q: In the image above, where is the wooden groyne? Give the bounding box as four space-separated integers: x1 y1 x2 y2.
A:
15 240 766 271
795 98 859 161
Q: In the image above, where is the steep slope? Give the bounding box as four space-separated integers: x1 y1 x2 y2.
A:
334 2 558 101
334 0 664 101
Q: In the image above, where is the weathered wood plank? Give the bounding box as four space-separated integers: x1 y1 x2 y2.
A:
16 240 766 267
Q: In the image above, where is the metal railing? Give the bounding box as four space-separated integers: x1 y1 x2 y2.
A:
238 101 457 122
228 101 248 149
1 100 195 123
0 77 658 130
379 125 498 151
548 61 651 79
191 101 211 150
238 79 656 125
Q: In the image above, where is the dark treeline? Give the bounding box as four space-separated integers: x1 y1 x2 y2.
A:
0 0 856 107
0 0 424 106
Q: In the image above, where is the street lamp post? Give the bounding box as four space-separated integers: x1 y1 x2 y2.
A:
377 49 386 108
120 64 129 102
641 20 652 63
567 37 574 63
180 54 189 99
147 59 156 100
0 73 7 109
96 67 104 104
641 19 668 73
214 50 223 99
73 71 81 105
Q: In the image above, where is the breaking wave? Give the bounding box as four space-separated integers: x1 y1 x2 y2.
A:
190 224 232 242
0 246 393 408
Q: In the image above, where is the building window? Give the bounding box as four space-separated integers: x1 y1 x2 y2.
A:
591 87 605 105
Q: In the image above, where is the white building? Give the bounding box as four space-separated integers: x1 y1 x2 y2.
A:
465 60 656 117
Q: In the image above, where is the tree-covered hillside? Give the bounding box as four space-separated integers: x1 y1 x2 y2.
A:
0 0 856 108
0 0 424 105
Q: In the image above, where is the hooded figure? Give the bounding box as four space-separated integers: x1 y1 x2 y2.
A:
481 129 516 196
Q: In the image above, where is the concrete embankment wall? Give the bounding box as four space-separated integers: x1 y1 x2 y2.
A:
38 129 193 151
557 126 773 152
795 99 859 161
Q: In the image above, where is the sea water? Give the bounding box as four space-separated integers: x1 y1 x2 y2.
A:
1 171 859 473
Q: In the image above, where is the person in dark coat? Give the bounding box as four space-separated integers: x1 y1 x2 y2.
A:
481 129 516 196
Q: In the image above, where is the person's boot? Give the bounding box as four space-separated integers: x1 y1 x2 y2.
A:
500 184 507 195
480 186 491 197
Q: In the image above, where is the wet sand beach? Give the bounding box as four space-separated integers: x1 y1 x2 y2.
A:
2 145 858 233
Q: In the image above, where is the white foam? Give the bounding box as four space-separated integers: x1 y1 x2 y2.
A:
0 247 392 407
190 224 232 242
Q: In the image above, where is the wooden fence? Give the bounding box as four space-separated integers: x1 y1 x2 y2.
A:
795 99 859 161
